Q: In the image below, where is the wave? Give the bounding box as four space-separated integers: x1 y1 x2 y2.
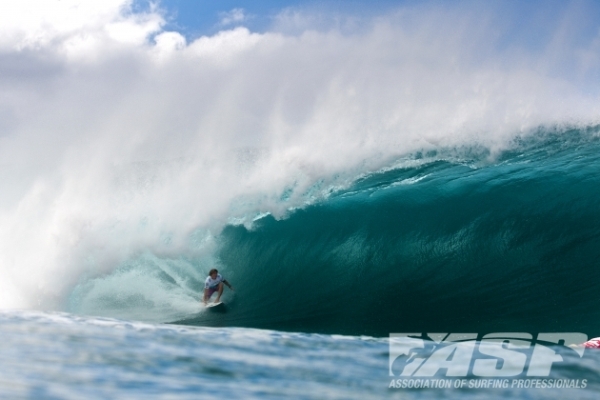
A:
68 126 600 336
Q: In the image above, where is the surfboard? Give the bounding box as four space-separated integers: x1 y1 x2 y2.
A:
206 301 223 308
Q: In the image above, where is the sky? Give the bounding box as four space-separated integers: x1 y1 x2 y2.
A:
1 0 600 312
155 0 600 48
147 0 600 91
155 0 410 37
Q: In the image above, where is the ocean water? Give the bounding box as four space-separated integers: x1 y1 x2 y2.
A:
1 310 600 399
0 311 387 399
3 127 600 398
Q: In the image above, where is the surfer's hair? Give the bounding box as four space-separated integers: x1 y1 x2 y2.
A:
209 268 218 275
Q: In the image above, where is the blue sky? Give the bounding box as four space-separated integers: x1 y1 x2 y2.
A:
152 0 421 37
142 0 600 61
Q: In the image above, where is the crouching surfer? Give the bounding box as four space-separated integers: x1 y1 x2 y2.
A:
203 268 233 305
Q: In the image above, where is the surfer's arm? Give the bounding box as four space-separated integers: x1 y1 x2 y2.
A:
223 279 233 290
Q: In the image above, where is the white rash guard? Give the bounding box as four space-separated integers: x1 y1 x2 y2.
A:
205 274 225 289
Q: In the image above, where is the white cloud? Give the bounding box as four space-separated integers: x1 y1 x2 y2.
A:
218 8 248 27
154 31 186 57
0 0 163 52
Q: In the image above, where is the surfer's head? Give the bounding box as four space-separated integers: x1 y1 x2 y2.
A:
209 268 218 278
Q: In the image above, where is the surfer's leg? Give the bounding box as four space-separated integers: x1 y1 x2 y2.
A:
204 287 218 304
214 282 224 302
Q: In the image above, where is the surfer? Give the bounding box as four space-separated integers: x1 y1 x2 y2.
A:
203 269 233 304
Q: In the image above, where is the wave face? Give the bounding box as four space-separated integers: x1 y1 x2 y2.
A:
172 127 600 336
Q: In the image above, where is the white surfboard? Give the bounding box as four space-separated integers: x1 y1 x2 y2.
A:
205 301 223 308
